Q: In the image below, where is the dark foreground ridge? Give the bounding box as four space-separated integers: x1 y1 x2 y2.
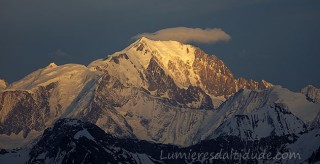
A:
25 118 319 164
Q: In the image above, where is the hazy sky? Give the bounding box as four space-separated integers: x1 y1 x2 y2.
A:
0 0 319 91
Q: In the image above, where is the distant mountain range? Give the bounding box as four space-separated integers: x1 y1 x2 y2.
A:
0 37 319 163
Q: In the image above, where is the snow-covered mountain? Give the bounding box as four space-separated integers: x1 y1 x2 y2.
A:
0 64 99 141
207 86 319 140
0 37 319 161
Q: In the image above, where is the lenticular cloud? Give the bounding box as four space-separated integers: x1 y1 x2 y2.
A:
133 27 231 44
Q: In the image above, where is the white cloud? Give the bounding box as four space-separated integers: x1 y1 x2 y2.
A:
132 27 231 44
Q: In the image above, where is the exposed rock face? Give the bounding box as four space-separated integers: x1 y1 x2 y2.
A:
0 83 55 137
237 77 273 90
301 85 320 103
192 48 272 97
145 57 213 109
0 79 8 92
192 48 237 96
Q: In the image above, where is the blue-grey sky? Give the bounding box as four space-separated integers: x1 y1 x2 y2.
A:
0 0 319 91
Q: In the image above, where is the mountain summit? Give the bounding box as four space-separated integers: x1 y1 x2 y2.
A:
90 37 272 98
